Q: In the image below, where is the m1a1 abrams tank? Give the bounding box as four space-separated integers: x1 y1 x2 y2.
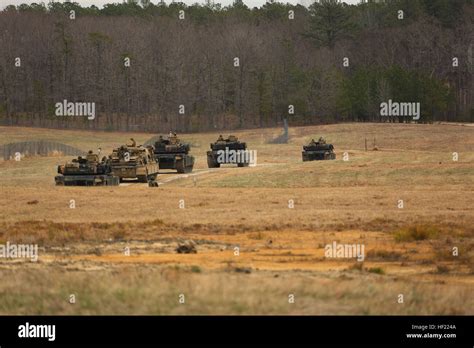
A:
153 132 195 173
109 138 159 186
55 150 119 186
302 137 336 161
207 135 250 168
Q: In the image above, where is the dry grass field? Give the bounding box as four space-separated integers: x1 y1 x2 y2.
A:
0 123 473 314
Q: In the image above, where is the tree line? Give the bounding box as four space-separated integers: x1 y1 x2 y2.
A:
0 0 472 132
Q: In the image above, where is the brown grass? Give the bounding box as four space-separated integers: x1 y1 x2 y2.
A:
0 267 472 315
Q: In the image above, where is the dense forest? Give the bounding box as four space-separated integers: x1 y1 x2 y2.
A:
0 0 472 132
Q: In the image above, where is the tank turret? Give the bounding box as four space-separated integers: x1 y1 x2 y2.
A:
55 151 119 186
153 133 195 173
302 137 336 161
109 142 159 186
207 135 250 168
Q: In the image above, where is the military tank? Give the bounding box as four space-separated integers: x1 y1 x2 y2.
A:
302 137 336 161
153 133 194 173
109 139 159 186
55 150 119 186
207 135 250 168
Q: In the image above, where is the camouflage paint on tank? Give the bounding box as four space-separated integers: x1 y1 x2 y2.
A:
153 133 195 173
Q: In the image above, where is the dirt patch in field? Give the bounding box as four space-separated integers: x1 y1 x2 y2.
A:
1 227 472 285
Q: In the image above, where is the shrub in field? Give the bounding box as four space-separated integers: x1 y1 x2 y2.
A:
367 267 385 275
367 250 404 261
394 225 440 242
435 265 450 274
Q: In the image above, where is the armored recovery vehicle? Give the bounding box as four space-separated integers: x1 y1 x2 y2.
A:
207 135 250 168
153 133 194 173
55 150 119 186
109 139 159 186
302 137 336 161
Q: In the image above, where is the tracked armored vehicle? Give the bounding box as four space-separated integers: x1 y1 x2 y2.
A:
302 137 336 161
109 139 159 186
55 150 119 186
207 135 250 168
153 133 194 173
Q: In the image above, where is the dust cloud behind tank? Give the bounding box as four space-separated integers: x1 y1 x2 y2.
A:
55 150 119 186
207 135 250 168
153 133 195 173
109 138 159 186
302 137 336 161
